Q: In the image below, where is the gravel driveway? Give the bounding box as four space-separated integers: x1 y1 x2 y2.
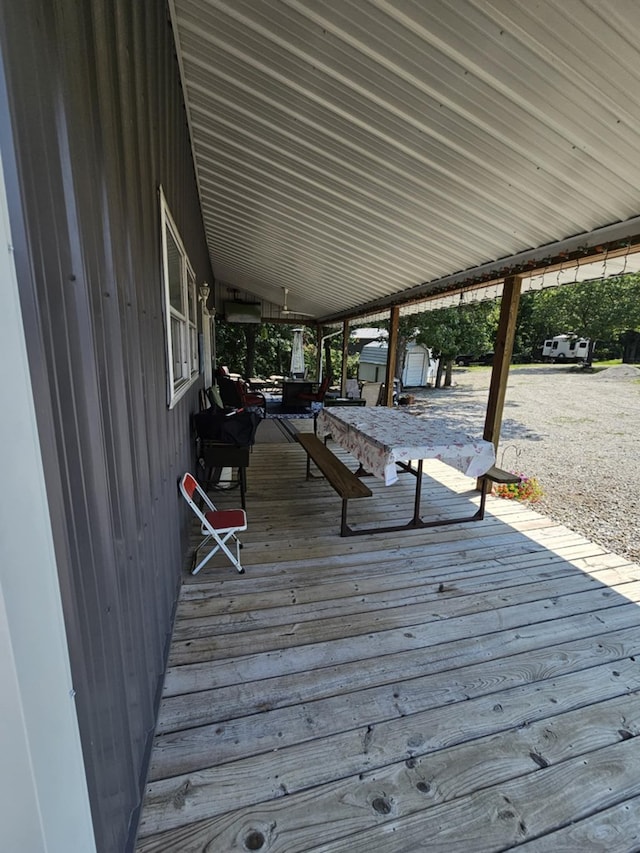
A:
408 364 640 565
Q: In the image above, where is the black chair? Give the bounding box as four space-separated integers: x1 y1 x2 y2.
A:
192 409 261 509
216 372 266 414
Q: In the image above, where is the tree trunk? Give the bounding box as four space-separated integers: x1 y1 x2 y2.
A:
434 353 444 388
324 339 333 381
621 329 640 364
443 358 454 386
244 325 257 378
395 336 408 383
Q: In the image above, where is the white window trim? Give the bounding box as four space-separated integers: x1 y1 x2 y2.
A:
159 187 199 408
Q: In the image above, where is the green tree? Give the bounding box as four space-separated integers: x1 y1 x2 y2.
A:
512 291 537 361
251 324 299 378
215 320 248 374
411 301 499 386
216 321 322 379
522 273 640 360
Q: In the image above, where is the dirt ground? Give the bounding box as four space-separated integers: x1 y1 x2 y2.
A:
405 363 640 565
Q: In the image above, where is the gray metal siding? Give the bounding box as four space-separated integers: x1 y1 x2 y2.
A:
360 342 389 366
0 2 212 850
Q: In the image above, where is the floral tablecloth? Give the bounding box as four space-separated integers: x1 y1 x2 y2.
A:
316 407 495 486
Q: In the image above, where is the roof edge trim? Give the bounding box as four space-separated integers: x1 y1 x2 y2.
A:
320 217 640 323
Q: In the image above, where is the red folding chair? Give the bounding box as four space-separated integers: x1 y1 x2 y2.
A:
295 375 331 404
179 473 248 575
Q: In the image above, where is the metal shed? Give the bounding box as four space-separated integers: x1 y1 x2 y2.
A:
359 340 437 387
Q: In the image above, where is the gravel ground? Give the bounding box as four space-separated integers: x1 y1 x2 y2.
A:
407 363 640 565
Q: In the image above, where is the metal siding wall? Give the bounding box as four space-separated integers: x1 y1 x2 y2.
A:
0 1 212 850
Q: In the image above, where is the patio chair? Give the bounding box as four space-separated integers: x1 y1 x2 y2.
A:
216 367 266 414
237 380 267 413
345 378 360 399
179 472 248 575
294 375 331 404
360 381 382 406
199 388 210 411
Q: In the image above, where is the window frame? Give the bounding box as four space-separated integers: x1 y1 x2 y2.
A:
159 188 199 408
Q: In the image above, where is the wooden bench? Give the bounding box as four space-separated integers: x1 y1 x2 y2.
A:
477 465 520 520
296 433 372 536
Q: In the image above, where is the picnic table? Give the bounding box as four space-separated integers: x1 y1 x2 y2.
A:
315 406 496 535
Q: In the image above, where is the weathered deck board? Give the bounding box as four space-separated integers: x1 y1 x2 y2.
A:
178 544 629 601
305 734 640 853
136 442 640 852
157 619 640 734
514 794 640 850
167 575 640 667
161 600 640 701
139 707 640 849
150 642 640 780
171 563 637 640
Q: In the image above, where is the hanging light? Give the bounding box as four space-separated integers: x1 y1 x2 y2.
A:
620 241 631 277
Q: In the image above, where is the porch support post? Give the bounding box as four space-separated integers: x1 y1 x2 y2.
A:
383 306 400 406
201 310 212 388
340 319 349 395
315 326 323 380
482 275 522 468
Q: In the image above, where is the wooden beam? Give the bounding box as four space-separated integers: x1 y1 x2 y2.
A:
483 275 522 455
320 232 640 325
384 306 400 406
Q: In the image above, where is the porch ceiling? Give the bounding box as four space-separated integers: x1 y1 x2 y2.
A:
169 0 640 322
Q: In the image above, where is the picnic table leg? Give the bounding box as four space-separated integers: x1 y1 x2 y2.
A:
477 477 490 520
411 459 424 525
341 499 349 537
354 463 373 477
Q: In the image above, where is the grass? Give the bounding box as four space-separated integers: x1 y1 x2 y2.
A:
458 362 599 373
453 358 635 373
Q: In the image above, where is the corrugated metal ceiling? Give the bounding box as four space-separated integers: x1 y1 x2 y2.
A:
169 0 640 322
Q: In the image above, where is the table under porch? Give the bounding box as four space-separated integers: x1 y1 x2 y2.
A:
136 423 640 852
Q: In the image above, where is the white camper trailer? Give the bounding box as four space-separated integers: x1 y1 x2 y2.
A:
541 333 591 362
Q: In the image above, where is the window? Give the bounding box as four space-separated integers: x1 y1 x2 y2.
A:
160 189 198 407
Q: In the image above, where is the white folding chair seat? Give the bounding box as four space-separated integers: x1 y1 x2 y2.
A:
180 473 248 575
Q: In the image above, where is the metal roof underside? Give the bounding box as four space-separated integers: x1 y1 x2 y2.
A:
169 0 640 323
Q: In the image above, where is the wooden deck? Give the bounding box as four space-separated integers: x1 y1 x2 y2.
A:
137 429 640 852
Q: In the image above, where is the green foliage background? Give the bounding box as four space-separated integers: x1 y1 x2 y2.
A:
215 321 360 380
517 273 640 360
